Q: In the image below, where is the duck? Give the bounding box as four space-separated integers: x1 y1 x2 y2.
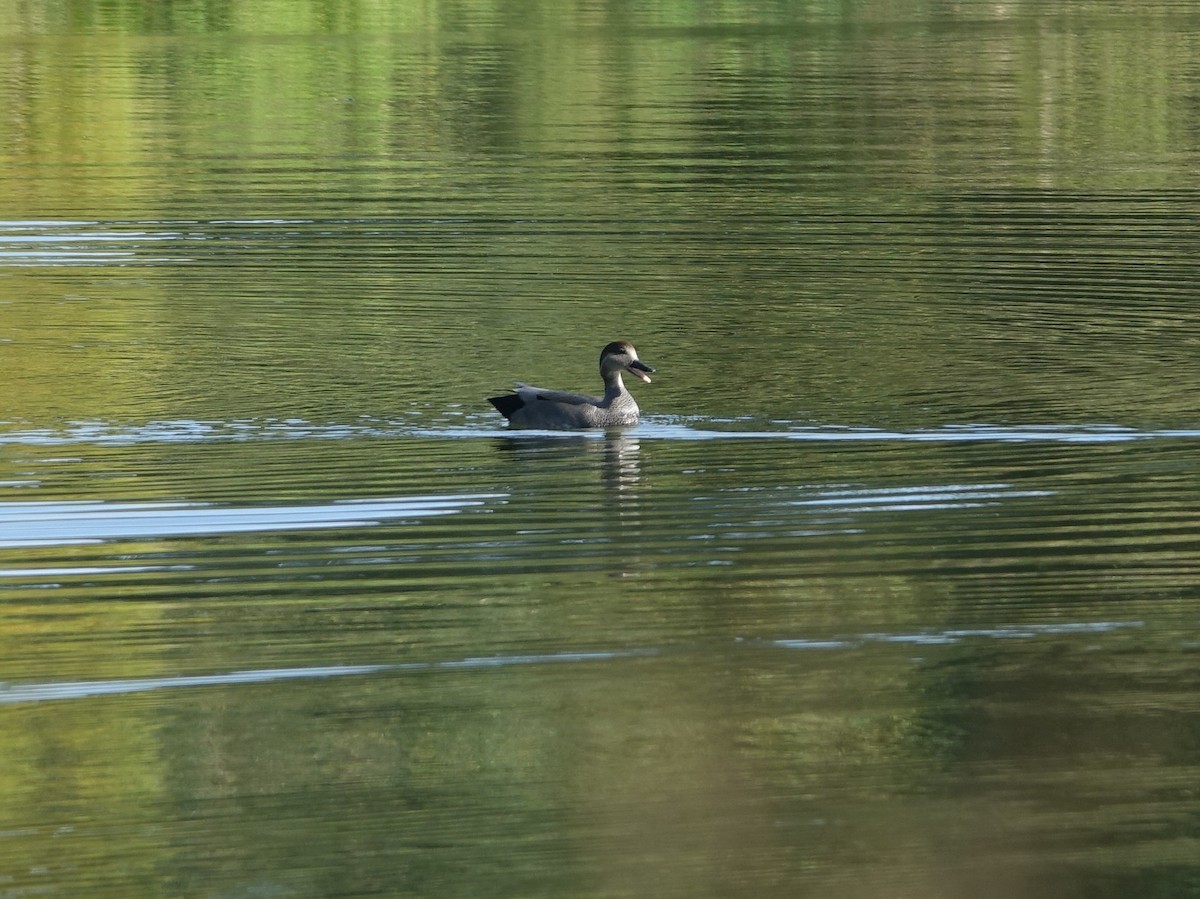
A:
488 341 655 429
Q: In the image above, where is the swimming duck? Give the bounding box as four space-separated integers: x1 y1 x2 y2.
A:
488 341 655 429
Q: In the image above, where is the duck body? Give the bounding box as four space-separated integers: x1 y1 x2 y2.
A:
488 341 654 430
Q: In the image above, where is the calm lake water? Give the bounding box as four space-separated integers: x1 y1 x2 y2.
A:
3 2 1200 896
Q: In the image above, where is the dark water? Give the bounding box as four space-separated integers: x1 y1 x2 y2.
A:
3 2 1200 897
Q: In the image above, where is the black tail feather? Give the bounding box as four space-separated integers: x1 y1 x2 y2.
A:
488 393 525 420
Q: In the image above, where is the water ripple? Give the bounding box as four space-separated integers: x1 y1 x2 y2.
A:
767 620 1145 651
0 649 658 706
0 221 191 265
0 621 1145 706
0 495 503 548
1 417 1198 447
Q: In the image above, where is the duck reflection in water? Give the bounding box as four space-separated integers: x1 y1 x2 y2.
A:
490 432 645 578
492 432 643 493
488 341 654 430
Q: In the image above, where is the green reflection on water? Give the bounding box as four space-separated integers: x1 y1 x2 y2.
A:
2 2 1200 897
1 0 1197 222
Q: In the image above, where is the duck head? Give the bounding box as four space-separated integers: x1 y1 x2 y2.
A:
600 340 654 384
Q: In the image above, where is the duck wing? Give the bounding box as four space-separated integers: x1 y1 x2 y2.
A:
515 384 602 407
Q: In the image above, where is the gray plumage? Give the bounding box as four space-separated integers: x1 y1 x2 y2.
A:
488 341 655 429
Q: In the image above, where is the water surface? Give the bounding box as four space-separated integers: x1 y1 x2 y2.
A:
2 2 1200 897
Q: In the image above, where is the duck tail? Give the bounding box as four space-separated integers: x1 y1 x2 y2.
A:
487 393 524 420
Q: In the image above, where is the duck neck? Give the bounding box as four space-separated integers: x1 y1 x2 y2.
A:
602 370 627 401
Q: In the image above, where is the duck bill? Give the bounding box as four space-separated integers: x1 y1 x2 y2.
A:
628 361 654 383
